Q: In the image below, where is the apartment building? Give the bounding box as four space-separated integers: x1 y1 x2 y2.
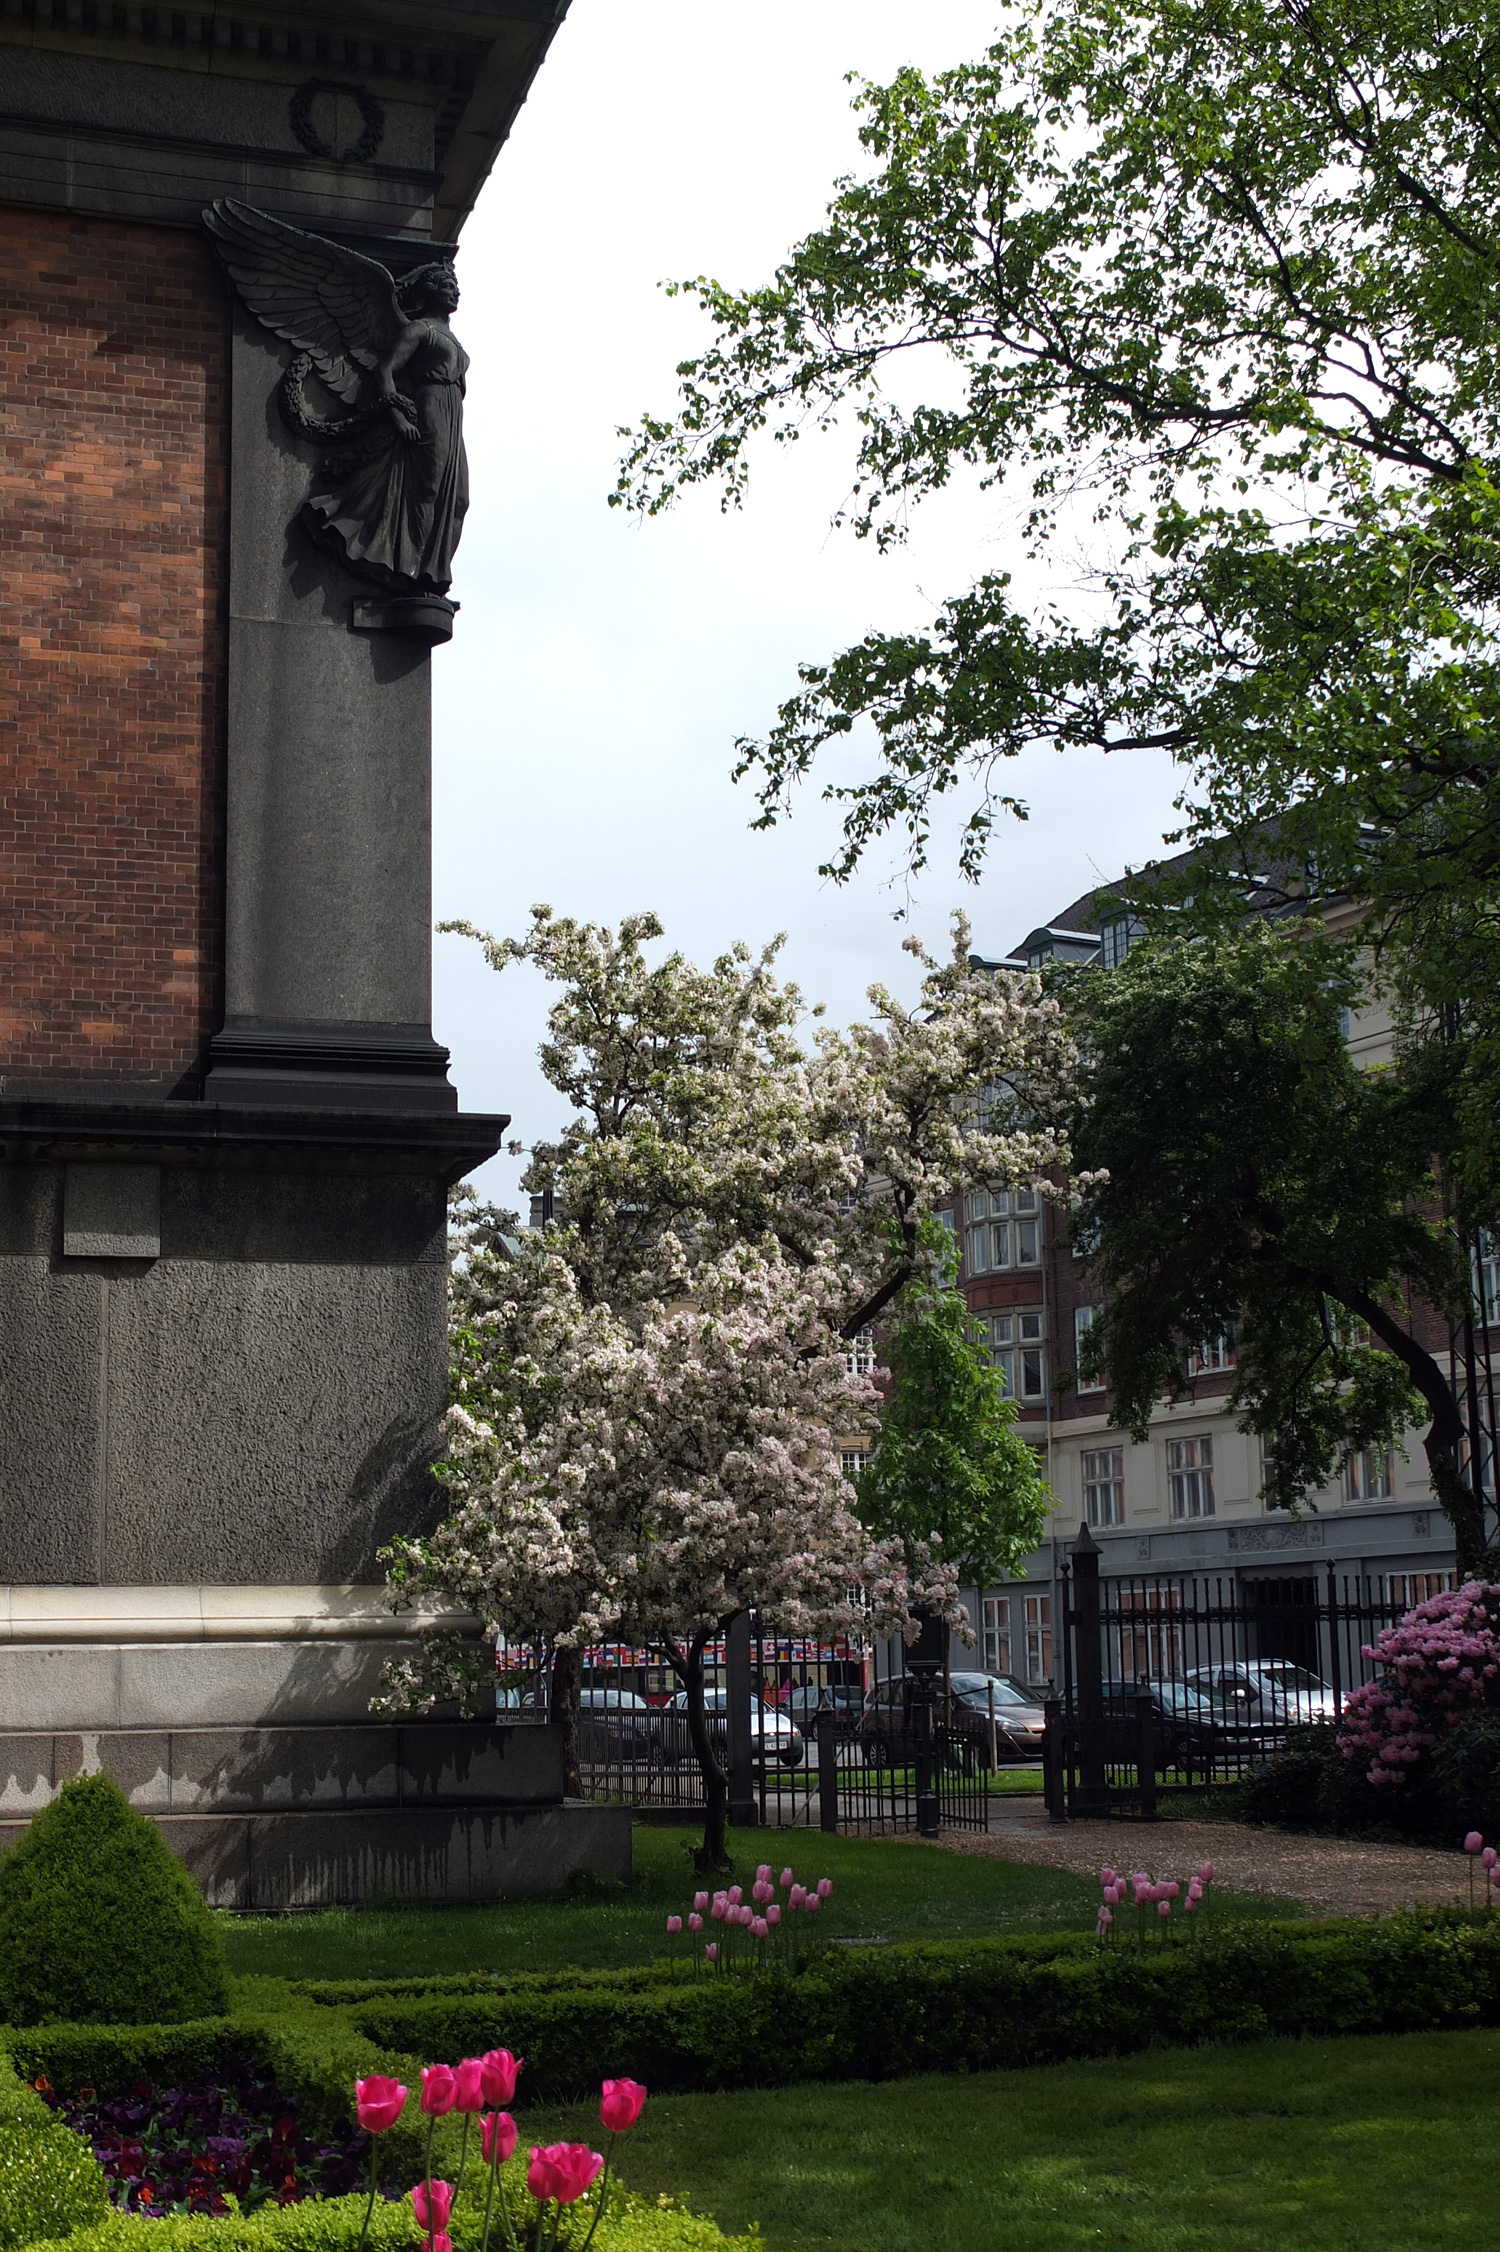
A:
955 859 1473 1690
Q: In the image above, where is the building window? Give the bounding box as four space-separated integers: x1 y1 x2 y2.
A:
991 1313 1045 1400
1187 1331 1235 1376
981 1595 1011 1676
1082 1445 1125 1528
1477 1231 1500 1327
840 1449 868 1482
1099 914 1145 970
1074 1305 1105 1393
1023 1593 1053 1683
1343 1446 1394 1502
1167 1434 1215 1518
962 1186 1042 1274
843 1328 875 1378
1385 1572 1458 1608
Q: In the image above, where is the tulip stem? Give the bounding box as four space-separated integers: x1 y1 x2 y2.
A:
354 2132 379 2252
576 2142 614 2252
458 2116 472 2202
424 2115 436 2252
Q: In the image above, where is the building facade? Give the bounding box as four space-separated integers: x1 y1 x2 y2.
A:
953 863 1468 1689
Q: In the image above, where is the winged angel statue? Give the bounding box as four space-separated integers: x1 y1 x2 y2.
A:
204 198 468 599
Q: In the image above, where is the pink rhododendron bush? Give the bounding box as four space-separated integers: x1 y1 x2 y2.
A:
1340 1581 1500 1786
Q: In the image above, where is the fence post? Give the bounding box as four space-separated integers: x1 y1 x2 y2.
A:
817 1710 839 1834
727 1611 757 1829
1134 1688 1158 1820
1071 1523 1108 1816
914 1692 940 1838
1043 1695 1066 1822
1326 1563 1343 1717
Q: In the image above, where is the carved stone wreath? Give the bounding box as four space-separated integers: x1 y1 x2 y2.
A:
288 79 386 166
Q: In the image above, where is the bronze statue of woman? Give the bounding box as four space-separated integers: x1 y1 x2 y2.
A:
204 202 470 599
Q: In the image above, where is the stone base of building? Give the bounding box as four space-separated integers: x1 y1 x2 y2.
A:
0 1720 631 1909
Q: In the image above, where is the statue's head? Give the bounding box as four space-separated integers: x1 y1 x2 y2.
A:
398 261 460 317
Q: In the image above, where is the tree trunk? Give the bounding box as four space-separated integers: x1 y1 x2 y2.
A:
682 1638 732 1872
550 1643 583 1798
1340 1284 1491 1575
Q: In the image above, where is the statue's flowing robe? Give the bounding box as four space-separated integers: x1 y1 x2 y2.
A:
302 323 469 594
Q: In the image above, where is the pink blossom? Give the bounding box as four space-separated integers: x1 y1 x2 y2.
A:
693 1891 710 1913
767 1903 781 1925
1184 1897 1198 1915
1197 1862 1214 1883
781 1867 794 1888
481 2113 518 2166
688 1912 703 1932
420 2066 457 2117
710 1898 727 1922
728 1885 743 1906
805 1894 821 1915
479 2051 522 2107
355 2077 408 2134
704 1942 719 1963
1466 1831 1485 1855
752 1880 773 1904
528 2144 604 2205
756 1864 773 1883
1100 1867 1117 1887
453 2059 486 2114
1164 1881 1180 1901
600 2079 648 2135
817 1878 833 1899
751 1915 769 1939
789 1884 807 1908
1342 1584 1500 1786
1157 1899 1171 1918
1485 1849 1499 1870
666 1915 682 1935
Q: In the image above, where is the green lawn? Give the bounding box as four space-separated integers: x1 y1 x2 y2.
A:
220 1824 1305 1984
526 2027 1500 2251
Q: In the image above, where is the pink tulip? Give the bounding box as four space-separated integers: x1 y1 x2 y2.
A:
666 1915 682 1935
528 2143 604 2205
693 1891 709 1913
705 1942 719 1963
751 1916 769 1939
1133 1879 1150 1903
1165 1881 1180 1901
1098 1906 1113 1927
1187 1879 1203 1901
805 1894 821 1915
688 1912 703 1932
1465 1831 1485 1854
781 1867 794 1888
1100 1867 1117 1887
767 1903 781 1926
1158 1899 1171 1918
789 1884 807 1908
1197 1861 1215 1882
1483 1848 1498 1869
355 2076 408 2133
1184 1897 1198 1915
817 1878 833 1899
479 2050 523 2107
756 1864 772 1883
429 2237 452 2252
453 2058 485 2114
420 2066 458 2116
728 1885 743 1905
752 1880 773 1905
481 2112 518 2165
600 2078 648 2135
710 1898 727 1921
412 2181 453 2231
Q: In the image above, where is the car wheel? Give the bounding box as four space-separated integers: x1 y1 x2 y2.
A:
863 1736 890 1770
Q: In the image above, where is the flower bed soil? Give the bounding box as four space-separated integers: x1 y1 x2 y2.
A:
37 2058 369 2218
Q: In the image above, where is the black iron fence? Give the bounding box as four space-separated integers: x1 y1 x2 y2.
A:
1044 1529 1410 1818
501 1617 997 1836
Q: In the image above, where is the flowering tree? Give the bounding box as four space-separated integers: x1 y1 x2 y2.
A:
381 909 1077 1862
1341 1582 1500 1788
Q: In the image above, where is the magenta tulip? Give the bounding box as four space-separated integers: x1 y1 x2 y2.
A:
1465 1831 1485 1854
688 1912 703 1932
1100 1867 1117 1887
420 2066 458 2117
1198 1861 1215 1882
756 1863 772 1883
752 1880 773 1904
710 1897 727 1922
479 2050 523 2107
780 1867 794 1888
705 1942 719 1963
1484 1848 1498 1869
728 1885 743 1905
411 2180 453 2231
481 2112 518 2166
1157 1899 1171 1918
789 1884 807 1907
599 2078 648 2134
805 1894 821 1915
751 1915 768 1939
355 2076 408 2134
528 2143 604 2205
693 1891 709 1913
767 1903 781 1926
817 1878 832 1899
453 2058 485 2114
666 1915 682 1935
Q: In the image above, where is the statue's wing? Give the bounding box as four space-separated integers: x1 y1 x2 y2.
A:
203 198 404 403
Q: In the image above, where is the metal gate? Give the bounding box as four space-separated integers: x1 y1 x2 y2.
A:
1044 1524 1413 1818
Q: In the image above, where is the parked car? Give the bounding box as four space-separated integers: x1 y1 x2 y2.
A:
1097 1679 1266 1769
1184 1660 1340 1726
575 1686 660 1764
662 1688 805 1769
860 1671 1047 1767
784 1683 867 1740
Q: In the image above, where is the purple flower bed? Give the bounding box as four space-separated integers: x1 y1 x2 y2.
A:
36 2059 369 2218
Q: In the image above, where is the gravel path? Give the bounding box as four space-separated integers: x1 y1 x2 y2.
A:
920 1800 1476 1917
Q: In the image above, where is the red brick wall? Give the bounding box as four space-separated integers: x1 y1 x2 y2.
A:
0 207 227 1092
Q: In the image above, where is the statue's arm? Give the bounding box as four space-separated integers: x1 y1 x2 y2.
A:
376 324 426 440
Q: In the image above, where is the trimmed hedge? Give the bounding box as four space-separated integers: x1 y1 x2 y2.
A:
0 2045 111 2250
0 1775 229 2028
339 1914 1500 2100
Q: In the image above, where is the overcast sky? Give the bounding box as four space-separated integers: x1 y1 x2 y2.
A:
433 1 1183 1203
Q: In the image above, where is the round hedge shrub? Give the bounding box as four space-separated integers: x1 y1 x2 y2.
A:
0 2120 110 2248
1428 1707 1500 1838
1238 1723 1391 1833
0 1772 230 2026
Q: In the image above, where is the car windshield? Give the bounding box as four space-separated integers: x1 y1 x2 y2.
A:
1143 1681 1230 1716
950 1674 1031 1707
1255 1665 1328 1695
